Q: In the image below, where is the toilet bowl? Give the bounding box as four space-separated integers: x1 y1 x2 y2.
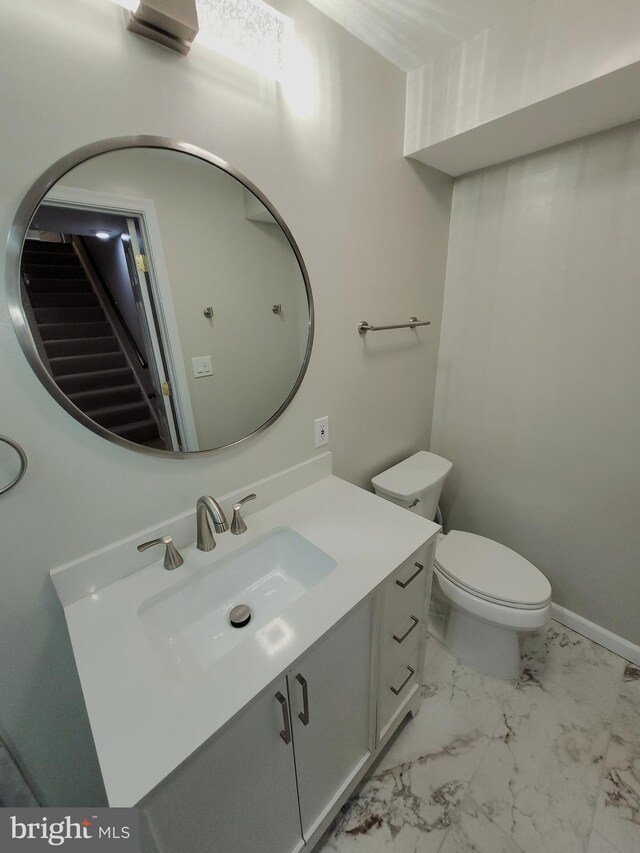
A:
372 452 551 680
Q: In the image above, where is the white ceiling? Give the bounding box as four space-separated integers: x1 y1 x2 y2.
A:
304 0 536 71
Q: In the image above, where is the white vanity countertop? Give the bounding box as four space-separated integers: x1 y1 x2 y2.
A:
62 475 439 807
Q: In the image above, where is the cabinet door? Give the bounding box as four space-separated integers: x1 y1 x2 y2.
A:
140 677 303 853
289 599 373 840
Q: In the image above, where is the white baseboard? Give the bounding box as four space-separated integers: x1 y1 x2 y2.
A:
551 603 640 666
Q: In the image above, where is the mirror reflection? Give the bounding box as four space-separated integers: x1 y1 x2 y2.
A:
19 146 312 453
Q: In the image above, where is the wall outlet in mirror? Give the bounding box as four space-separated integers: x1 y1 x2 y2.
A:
192 356 213 378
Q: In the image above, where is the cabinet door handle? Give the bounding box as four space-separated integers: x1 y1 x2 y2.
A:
275 691 291 744
390 666 415 696
393 615 419 644
295 673 310 725
395 562 424 589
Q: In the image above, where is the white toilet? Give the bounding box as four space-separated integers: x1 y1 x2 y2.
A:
372 451 551 679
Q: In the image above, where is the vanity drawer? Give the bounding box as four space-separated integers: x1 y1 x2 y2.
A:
380 609 423 682
384 551 428 628
377 647 421 738
376 544 434 740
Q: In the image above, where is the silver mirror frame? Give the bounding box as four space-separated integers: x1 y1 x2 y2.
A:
6 136 314 458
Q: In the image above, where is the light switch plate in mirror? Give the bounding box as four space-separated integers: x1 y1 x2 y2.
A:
6 137 314 457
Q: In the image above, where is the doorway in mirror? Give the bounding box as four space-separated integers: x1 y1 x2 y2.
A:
22 203 188 451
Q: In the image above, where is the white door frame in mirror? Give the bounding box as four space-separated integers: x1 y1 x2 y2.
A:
5 136 314 458
43 184 199 451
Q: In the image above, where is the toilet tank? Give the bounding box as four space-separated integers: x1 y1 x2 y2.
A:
371 451 453 521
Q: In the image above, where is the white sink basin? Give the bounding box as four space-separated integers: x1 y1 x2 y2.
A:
138 527 336 675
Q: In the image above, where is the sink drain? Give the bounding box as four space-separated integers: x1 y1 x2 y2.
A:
230 604 252 628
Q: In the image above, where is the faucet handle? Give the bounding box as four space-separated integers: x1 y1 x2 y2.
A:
231 493 257 535
137 535 184 571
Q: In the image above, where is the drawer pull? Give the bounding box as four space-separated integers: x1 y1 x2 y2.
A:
390 666 415 696
393 615 419 644
295 673 310 726
275 691 291 744
396 562 424 589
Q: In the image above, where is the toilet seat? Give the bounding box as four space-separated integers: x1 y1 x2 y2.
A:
433 569 550 632
435 531 551 610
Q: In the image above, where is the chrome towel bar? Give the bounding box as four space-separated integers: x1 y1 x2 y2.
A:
358 316 431 335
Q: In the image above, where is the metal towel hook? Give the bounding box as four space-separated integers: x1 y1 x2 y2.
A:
0 436 28 495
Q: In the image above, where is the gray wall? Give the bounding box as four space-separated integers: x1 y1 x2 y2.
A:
431 120 640 645
0 0 452 805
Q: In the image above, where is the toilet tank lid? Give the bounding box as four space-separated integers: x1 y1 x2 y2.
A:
371 451 453 500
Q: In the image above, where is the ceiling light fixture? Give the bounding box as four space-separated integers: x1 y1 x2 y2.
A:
93 231 112 240
110 0 199 55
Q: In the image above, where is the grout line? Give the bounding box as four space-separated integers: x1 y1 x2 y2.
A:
428 646 508 852
587 829 626 853
442 711 525 853
583 709 616 849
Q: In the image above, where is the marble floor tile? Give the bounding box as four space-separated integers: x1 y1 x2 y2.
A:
374 641 512 776
593 738 640 853
466 678 610 853
592 665 640 853
611 665 640 742
374 696 490 779
422 639 518 737
315 624 630 853
520 622 626 718
587 830 624 853
439 797 525 853
321 727 490 853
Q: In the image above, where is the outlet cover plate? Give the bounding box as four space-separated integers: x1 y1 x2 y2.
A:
314 416 329 448
192 356 213 378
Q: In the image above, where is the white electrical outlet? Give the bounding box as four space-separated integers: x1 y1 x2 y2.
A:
314 416 329 447
192 356 213 378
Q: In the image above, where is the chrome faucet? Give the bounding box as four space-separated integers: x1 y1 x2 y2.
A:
196 495 229 551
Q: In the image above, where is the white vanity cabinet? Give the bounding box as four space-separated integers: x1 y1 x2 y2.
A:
139 598 374 853
56 473 441 847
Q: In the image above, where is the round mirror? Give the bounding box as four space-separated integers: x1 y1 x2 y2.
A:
8 138 313 455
